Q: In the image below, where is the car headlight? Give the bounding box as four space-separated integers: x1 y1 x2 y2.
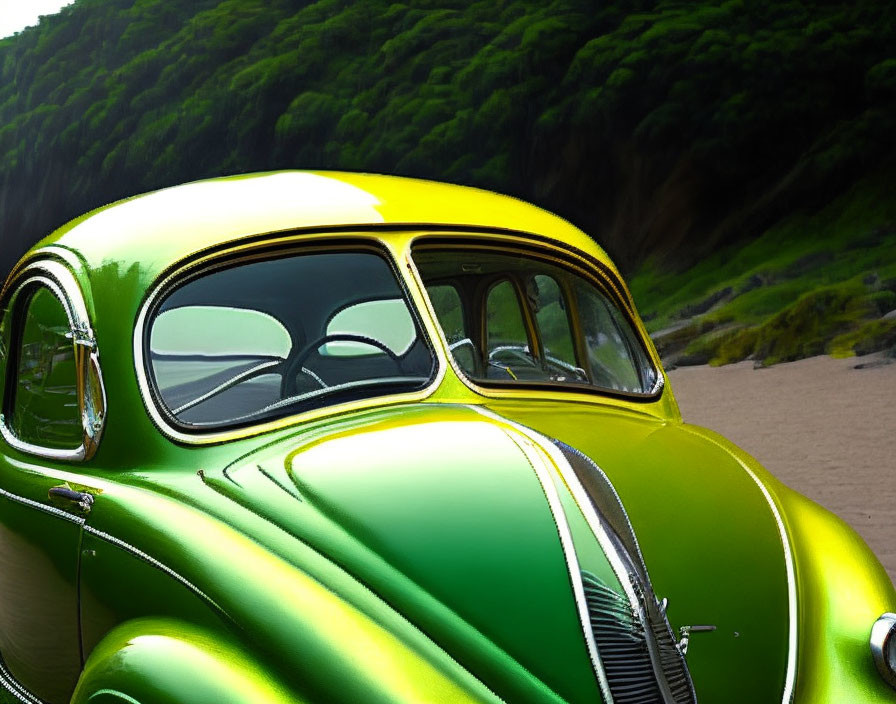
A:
871 613 896 689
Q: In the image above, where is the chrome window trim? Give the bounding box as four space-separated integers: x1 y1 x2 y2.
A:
0 260 107 462
406 235 665 407
134 238 445 446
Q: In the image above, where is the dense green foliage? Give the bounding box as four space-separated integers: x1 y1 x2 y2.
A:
2 1 895 268
1 0 895 363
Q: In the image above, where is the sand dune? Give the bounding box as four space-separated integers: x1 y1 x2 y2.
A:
668 354 896 586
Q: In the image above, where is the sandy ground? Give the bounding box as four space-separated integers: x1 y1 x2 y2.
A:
668 354 896 586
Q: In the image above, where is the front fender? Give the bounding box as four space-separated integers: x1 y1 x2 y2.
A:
779 488 896 702
71 619 303 704
79 480 502 704
682 424 896 701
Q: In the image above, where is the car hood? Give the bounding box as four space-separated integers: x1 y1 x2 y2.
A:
203 401 791 703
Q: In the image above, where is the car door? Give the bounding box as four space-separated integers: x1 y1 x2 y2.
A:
0 262 102 704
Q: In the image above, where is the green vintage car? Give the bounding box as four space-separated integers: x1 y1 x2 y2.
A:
0 171 893 704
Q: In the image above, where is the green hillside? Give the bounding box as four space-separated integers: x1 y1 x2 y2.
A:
631 170 896 366
1 0 895 363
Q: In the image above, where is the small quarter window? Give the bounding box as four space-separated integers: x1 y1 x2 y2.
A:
428 285 465 345
533 274 576 369
574 281 651 393
6 285 81 449
486 280 534 380
427 284 477 374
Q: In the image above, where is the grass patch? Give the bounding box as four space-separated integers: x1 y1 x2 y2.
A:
829 318 896 358
630 170 896 365
751 283 874 365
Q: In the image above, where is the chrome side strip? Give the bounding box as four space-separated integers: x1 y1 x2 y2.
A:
82 525 221 614
0 656 42 704
0 485 85 525
678 427 797 704
0 487 80 704
499 428 614 703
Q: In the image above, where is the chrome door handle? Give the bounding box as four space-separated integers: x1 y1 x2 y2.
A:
48 486 94 513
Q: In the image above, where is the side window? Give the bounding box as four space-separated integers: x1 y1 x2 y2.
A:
486 279 531 377
426 284 478 374
6 285 81 449
532 274 576 368
427 285 465 345
574 281 646 393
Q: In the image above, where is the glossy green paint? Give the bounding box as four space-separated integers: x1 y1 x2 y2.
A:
484 400 792 701
72 619 304 704
212 404 607 703
0 172 893 703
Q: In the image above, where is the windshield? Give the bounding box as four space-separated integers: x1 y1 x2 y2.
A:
146 248 436 430
414 245 659 396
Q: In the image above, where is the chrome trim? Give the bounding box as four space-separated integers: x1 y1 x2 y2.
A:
498 427 614 703
82 524 221 613
36 245 87 279
0 261 107 462
133 237 446 445
0 416 86 463
0 484 87 704
0 483 86 526
555 440 695 704
679 425 797 704
0 655 41 704
678 625 717 656
871 612 896 689
470 406 695 704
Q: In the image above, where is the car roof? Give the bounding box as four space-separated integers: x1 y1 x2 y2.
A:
27 171 617 282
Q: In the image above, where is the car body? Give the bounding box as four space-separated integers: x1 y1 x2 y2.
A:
0 171 893 704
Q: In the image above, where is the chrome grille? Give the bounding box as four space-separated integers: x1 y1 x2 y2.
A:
555 440 697 704
582 571 663 703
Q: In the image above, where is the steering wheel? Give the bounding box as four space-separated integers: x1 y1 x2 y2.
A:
487 345 538 380
540 355 589 383
280 333 403 398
